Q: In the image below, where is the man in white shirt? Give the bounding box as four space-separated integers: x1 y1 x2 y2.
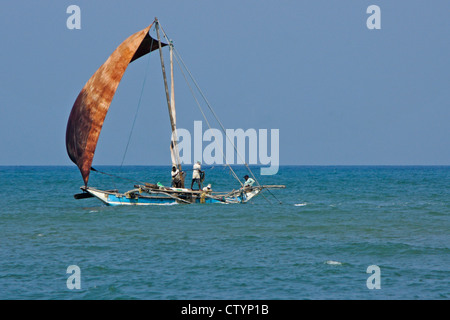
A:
243 175 255 188
190 161 204 190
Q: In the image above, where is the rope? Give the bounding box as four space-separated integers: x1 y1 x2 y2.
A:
120 37 154 167
172 47 258 183
170 45 280 204
158 25 243 186
262 185 282 204
176 51 259 181
159 22 282 204
174 52 243 186
158 24 281 204
89 38 154 198
91 167 145 185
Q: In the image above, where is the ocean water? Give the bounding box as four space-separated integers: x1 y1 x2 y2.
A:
0 165 449 300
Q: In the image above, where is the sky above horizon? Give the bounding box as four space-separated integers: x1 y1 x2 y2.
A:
0 1 449 166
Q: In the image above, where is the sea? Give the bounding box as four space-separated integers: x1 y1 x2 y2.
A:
0 165 448 300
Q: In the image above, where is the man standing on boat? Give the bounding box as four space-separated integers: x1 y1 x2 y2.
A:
191 161 204 190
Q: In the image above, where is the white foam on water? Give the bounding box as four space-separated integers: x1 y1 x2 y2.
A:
294 203 307 207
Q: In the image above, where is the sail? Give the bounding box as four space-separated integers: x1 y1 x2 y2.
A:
66 24 165 186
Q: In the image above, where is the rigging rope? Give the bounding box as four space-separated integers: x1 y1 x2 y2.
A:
90 38 154 194
172 49 243 186
158 25 243 187
173 49 284 204
160 23 282 204
158 24 283 204
120 37 154 167
172 47 259 182
91 167 145 185
172 47 283 204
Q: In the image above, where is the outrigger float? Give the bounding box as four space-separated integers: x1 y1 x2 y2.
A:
66 18 284 206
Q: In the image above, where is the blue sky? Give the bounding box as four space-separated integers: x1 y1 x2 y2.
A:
0 1 449 166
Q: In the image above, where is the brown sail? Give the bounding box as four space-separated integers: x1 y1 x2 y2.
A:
66 24 165 186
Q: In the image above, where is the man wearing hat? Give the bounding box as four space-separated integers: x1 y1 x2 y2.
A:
190 161 204 190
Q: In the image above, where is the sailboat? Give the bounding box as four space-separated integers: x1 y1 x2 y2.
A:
66 19 284 206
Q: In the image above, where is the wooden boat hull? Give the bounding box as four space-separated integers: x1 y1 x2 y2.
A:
85 187 178 206
80 186 263 206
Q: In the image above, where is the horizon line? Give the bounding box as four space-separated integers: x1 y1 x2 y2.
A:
1 164 449 167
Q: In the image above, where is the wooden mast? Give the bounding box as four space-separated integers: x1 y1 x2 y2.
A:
169 40 181 170
155 18 184 187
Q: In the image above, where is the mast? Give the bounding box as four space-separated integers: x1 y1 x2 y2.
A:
155 19 173 129
155 19 184 186
169 40 181 170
